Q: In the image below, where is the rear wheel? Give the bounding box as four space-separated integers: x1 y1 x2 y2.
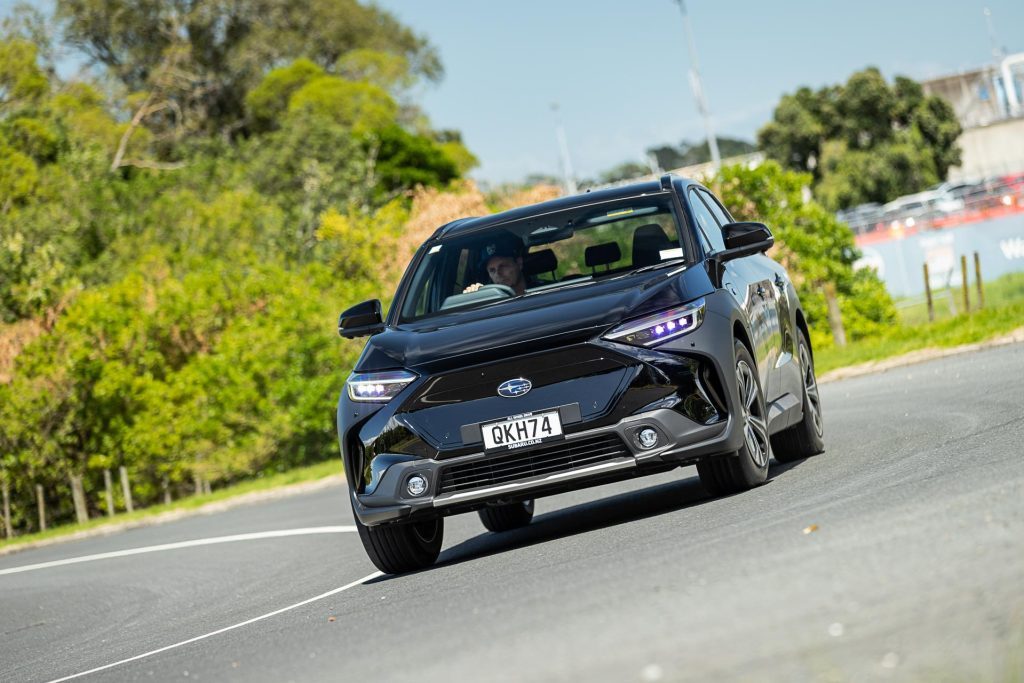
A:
771 330 825 463
354 513 443 575
697 341 771 496
479 499 535 532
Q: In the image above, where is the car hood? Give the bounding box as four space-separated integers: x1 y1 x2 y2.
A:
356 265 714 373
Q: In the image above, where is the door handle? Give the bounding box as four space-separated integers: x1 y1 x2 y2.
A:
756 284 766 298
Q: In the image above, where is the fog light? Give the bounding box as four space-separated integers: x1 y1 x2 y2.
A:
406 474 428 497
637 428 659 449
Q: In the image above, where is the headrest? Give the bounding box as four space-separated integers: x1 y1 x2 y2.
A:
522 248 557 276
632 223 672 245
585 242 622 268
631 224 674 267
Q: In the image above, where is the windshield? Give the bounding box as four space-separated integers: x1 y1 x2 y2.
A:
398 193 686 322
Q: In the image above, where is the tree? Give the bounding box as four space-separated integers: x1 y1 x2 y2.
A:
370 124 459 196
56 0 442 138
597 161 651 184
0 6 475 532
758 68 961 210
708 161 896 348
647 136 756 171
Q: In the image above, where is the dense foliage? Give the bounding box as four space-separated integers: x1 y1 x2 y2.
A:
0 3 470 531
708 161 897 350
758 68 961 210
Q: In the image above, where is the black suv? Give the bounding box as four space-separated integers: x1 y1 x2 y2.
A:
338 174 824 574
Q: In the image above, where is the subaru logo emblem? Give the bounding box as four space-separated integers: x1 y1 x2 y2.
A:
497 378 532 398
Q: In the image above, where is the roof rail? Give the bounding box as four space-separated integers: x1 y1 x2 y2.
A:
659 173 674 191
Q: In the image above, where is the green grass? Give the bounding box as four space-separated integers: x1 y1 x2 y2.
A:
817 299 1024 375
816 270 1024 375
895 271 1024 326
0 459 342 553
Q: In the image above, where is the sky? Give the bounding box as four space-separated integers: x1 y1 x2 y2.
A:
371 0 1024 185
4 0 1023 185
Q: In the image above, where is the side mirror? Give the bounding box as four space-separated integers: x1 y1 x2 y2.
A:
339 299 384 339
719 222 774 261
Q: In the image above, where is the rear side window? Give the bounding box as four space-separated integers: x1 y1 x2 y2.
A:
688 189 726 253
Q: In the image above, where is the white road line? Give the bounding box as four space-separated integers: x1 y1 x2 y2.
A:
45 570 384 683
0 526 357 576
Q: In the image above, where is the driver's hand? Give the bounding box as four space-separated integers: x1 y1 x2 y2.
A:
463 283 483 293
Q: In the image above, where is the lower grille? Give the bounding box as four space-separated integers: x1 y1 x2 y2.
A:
437 434 630 494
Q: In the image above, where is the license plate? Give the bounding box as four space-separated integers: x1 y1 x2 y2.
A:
482 410 563 452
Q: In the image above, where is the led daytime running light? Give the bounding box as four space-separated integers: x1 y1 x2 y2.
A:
347 370 417 402
603 298 706 347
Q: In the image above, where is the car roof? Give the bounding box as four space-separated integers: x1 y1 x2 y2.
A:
431 175 700 240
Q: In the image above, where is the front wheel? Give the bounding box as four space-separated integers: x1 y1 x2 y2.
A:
354 513 443 575
770 329 825 463
478 499 534 532
697 340 771 496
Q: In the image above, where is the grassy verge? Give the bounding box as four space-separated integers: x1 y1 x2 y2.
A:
0 459 342 553
817 300 1024 375
894 272 1024 326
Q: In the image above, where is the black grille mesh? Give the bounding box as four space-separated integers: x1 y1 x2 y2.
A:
438 434 630 494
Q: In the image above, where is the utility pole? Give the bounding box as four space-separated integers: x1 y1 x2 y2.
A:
551 103 578 195
674 0 721 170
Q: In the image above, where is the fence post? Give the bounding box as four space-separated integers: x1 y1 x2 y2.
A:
36 484 46 531
162 476 172 505
103 469 115 517
960 254 970 314
923 263 934 322
2 477 12 539
119 466 134 514
823 282 847 348
973 251 984 309
69 474 88 524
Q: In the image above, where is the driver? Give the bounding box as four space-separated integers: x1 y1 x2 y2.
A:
463 233 531 296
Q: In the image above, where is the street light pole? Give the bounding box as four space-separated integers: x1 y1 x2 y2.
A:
983 7 1003 60
551 103 578 195
674 0 721 170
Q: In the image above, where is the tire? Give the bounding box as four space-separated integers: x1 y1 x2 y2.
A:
770 329 825 463
478 499 535 532
697 340 771 496
354 512 443 575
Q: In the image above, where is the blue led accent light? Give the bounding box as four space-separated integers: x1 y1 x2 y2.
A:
347 370 417 402
602 298 706 348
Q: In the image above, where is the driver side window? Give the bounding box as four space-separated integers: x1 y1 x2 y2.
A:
688 189 726 253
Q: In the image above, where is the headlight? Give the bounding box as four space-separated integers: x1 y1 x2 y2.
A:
602 298 705 347
346 370 417 402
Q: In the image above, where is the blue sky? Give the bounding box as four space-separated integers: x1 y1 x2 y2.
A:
373 0 1024 184
5 0 1023 184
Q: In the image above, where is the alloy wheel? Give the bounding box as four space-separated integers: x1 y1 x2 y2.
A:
736 359 769 468
800 343 823 437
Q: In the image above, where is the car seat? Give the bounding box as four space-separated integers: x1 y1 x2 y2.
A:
584 242 622 274
522 248 558 282
631 224 675 268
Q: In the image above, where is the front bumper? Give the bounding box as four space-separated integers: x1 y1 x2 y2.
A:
352 406 739 526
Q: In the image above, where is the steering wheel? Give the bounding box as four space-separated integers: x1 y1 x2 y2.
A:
474 284 517 297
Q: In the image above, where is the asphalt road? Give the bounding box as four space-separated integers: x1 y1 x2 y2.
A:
2 343 1023 683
